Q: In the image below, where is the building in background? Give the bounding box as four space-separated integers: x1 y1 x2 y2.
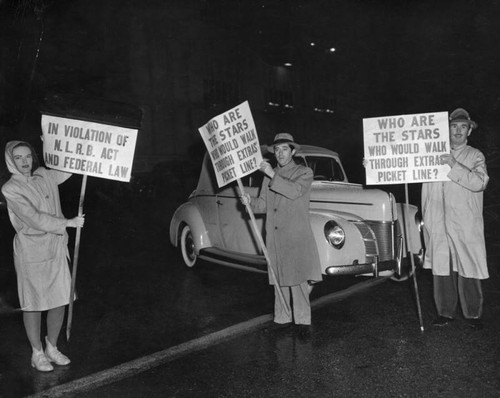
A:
0 1 338 175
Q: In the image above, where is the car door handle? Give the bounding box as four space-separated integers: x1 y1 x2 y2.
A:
216 200 222 206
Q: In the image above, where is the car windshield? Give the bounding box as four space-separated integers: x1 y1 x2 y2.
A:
296 156 345 181
243 154 345 187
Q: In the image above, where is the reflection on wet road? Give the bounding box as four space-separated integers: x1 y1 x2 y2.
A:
0 193 499 397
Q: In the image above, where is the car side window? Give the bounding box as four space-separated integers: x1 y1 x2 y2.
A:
331 158 345 181
249 172 264 188
240 171 265 188
293 156 306 167
240 175 251 187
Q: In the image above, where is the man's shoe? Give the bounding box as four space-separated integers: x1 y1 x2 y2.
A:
271 321 293 330
432 316 454 327
31 348 54 372
467 318 483 330
44 337 71 366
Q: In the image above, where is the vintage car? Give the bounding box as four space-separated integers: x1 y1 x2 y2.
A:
169 145 423 280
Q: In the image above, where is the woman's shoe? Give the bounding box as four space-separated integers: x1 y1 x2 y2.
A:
44 336 71 366
31 348 54 372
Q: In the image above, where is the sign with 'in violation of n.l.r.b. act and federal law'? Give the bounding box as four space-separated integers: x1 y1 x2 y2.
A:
41 114 138 182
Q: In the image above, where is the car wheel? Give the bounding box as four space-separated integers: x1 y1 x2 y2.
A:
180 225 197 267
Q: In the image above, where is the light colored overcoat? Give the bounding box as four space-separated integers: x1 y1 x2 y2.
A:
421 143 489 279
250 160 322 286
2 141 72 311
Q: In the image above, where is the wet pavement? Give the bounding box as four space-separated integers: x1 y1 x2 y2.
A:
72 271 500 398
1 181 499 397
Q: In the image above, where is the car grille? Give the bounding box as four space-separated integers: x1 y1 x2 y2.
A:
353 221 397 262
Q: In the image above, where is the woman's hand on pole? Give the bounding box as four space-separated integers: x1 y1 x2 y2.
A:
67 215 85 228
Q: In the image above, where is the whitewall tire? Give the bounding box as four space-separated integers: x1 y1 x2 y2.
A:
180 225 197 267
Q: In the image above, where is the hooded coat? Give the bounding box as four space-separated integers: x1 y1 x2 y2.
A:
421 143 489 279
2 141 73 311
250 160 322 286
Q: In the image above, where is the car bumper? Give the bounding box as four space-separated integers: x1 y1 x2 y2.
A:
325 257 397 277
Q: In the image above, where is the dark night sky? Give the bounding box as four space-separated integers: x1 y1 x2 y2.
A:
198 0 500 181
1 0 499 186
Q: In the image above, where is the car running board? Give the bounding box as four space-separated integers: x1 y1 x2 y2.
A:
199 247 268 274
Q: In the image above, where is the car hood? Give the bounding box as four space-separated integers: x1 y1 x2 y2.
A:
310 181 395 221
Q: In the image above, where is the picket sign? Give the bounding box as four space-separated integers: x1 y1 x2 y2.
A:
198 101 289 314
41 114 139 340
362 111 447 332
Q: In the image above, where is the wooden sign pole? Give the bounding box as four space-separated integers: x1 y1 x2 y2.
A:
237 179 290 315
404 183 424 332
66 174 88 341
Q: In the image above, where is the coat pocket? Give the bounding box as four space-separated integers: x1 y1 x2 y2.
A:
17 233 57 263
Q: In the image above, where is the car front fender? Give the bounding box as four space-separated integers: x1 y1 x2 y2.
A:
396 203 423 256
309 210 369 274
169 202 211 253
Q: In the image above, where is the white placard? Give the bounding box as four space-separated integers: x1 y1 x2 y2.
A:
198 101 263 187
363 112 450 185
41 115 138 182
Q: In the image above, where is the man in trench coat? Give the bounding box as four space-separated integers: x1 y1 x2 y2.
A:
241 133 322 326
422 108 489 330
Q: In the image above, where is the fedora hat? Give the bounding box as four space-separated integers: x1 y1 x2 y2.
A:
449 108 477 130
267 133 300 153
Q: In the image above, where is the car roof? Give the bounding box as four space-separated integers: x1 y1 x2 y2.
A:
262 144 340 158
294 145 340 158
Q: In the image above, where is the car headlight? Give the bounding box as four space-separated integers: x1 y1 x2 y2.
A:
324 220 345 249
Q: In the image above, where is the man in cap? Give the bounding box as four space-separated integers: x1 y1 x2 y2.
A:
241 133 322 328
422 108 489 330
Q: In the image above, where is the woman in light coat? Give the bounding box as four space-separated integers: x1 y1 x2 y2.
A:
2 141 84 371
422 108 489 330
